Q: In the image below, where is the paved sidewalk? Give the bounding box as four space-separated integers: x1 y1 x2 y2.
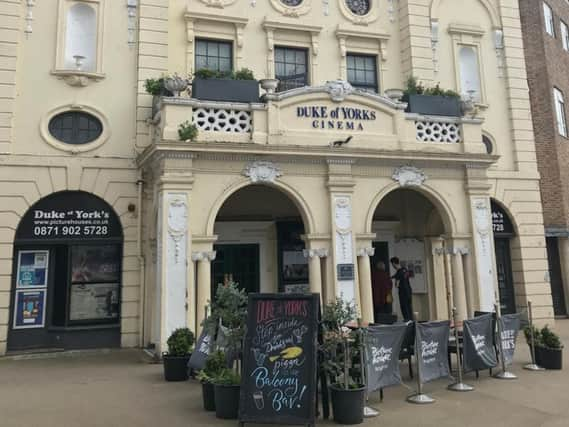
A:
0 320 568 427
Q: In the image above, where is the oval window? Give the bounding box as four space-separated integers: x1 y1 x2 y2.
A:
280 0 303 6
345 0 371 15
48 111 103 145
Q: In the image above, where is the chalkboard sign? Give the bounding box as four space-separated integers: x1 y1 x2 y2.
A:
239 293 319 426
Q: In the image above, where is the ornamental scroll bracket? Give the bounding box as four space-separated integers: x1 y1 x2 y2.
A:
392 166 427 187
243 161 282 183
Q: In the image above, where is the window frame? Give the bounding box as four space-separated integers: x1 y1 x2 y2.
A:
554 87 567 137
54 0 105 75
48 111 103 145
274 46 310 92
561 20 569 51
194 38 234 74
346 52 378 93
543 2 555 37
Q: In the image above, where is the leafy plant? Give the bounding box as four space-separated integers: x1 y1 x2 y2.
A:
144 77 166 96
213 367 241 385
194 68 220 80
541 325 563 349
403 76 460 99
178 120 198 141
523 325 541 346
196 350 227 383
234 68 255 80
320 298 361 390
166 328 195 356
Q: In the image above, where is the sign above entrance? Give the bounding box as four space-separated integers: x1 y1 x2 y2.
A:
491 201 514 235
296 105 377 131
16 191 122 241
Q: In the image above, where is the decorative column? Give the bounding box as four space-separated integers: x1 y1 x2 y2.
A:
450 246 469 322
193 251 216 337
356 247 375 324
303 248 328 298
431 238 449 319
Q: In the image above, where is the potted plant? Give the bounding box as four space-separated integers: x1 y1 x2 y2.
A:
538 325 563 370
402 76 461 117
145 75 174 117
212 368 242 419
192 68 259 103
178 120 198 141
196 350 227 411
163 327 195 381
523 324 542 365
321 298 365 425
202 281 248 419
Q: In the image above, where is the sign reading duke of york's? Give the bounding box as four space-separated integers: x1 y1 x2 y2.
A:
17 192 122 240
296 105 377 131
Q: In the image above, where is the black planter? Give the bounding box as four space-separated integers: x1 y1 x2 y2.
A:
330 385 365 425
405 94 461 117
202 381 216 411
537 346 563 370
214 383 240 419
192 79 259 103
162 354 190 381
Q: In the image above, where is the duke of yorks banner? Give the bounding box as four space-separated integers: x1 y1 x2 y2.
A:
499 313 521 366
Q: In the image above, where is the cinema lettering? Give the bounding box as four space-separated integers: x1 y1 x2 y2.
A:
296 105 377 131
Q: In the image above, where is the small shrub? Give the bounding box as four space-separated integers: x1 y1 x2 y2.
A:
144 77 165 96
234 68 255 80
194 68 219 80
196 350 227 383
213 367 241 385
178 120 198 141
523 325 542 346
403 76 459 99
541 325 563 349
166 328 195 356
193 68 255 81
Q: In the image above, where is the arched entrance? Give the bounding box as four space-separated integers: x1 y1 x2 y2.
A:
212 184 309 295
370 188 448 321
491 200 516 314
8 191 123 352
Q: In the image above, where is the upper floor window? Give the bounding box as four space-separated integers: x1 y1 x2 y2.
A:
48 111 103 145
544 2 555 37
561 21 569 50
345 0 371 16
458 46 482 102
195 39 233 73
554 88 567 137
275 47 308 92
346 53 378 93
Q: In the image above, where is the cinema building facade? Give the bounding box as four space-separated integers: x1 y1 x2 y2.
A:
0 0 556 355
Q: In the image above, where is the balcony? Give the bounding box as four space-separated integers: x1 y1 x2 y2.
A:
150 81 489 159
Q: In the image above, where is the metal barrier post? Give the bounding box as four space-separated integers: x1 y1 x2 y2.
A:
448 307 474 391
407 322 435 404
523 301 545 371
493 302 517 379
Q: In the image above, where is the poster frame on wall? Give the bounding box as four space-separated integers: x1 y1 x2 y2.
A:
13 289 47 329
16 250 49 288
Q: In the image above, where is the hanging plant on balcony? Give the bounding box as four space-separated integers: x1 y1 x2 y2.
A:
192 68 259 103
402 76 462 117
178 120 198 142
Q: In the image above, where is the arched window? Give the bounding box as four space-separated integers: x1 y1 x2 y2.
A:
459 46 482 102
64 3 97 71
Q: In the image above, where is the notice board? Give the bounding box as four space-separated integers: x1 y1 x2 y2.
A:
239 293 319 426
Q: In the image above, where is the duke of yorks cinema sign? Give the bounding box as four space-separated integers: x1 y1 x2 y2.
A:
296 105 377 131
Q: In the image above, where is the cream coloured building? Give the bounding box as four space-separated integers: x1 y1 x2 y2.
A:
0 0 555 355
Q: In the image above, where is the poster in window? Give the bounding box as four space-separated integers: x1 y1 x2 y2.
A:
69 283 120 321
282 251 309 281
16 250 49 288
71 245 120 283
13 289 46 329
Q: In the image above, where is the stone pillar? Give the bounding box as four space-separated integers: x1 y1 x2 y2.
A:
430 238 448 319
450 247 469 322
356 247 375 324
193 251 216 337
303 248 328 300
443 247 454 321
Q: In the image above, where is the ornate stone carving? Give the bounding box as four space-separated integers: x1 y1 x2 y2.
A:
334 196 352 230
191 251 217 262
269 0 311 17
356 247 375 257
325 80 354 102
198 0 238 8
473 199 490 238
303 248 329 258
167 195 188 264
392 166 427 187
243 161 282 183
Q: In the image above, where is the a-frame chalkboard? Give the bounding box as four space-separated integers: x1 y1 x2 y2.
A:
239 293 319 427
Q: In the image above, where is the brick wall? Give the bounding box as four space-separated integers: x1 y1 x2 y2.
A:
520 0 569 232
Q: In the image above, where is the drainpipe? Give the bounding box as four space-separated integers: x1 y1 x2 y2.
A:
136 173 146 348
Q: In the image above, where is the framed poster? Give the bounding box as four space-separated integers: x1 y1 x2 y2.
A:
71 245 121 283
16 250 49 288
69 283 120 321
13 289 46 329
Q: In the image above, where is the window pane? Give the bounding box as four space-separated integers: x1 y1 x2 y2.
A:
207 41 218 56
285 49 295 63
196 41 207 55
365 70 375 84
207 57 219 71
275 48 284 62
219 58 231 72
219 43 231 58
195 56 207 70
295 51 305 65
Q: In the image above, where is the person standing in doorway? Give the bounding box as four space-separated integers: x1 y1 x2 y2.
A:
371 261 393 319
390 257 414 322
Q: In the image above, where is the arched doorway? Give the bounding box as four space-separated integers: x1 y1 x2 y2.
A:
370 188 448 321
491 200 516 314
8 191 123 352
212 185 308 295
